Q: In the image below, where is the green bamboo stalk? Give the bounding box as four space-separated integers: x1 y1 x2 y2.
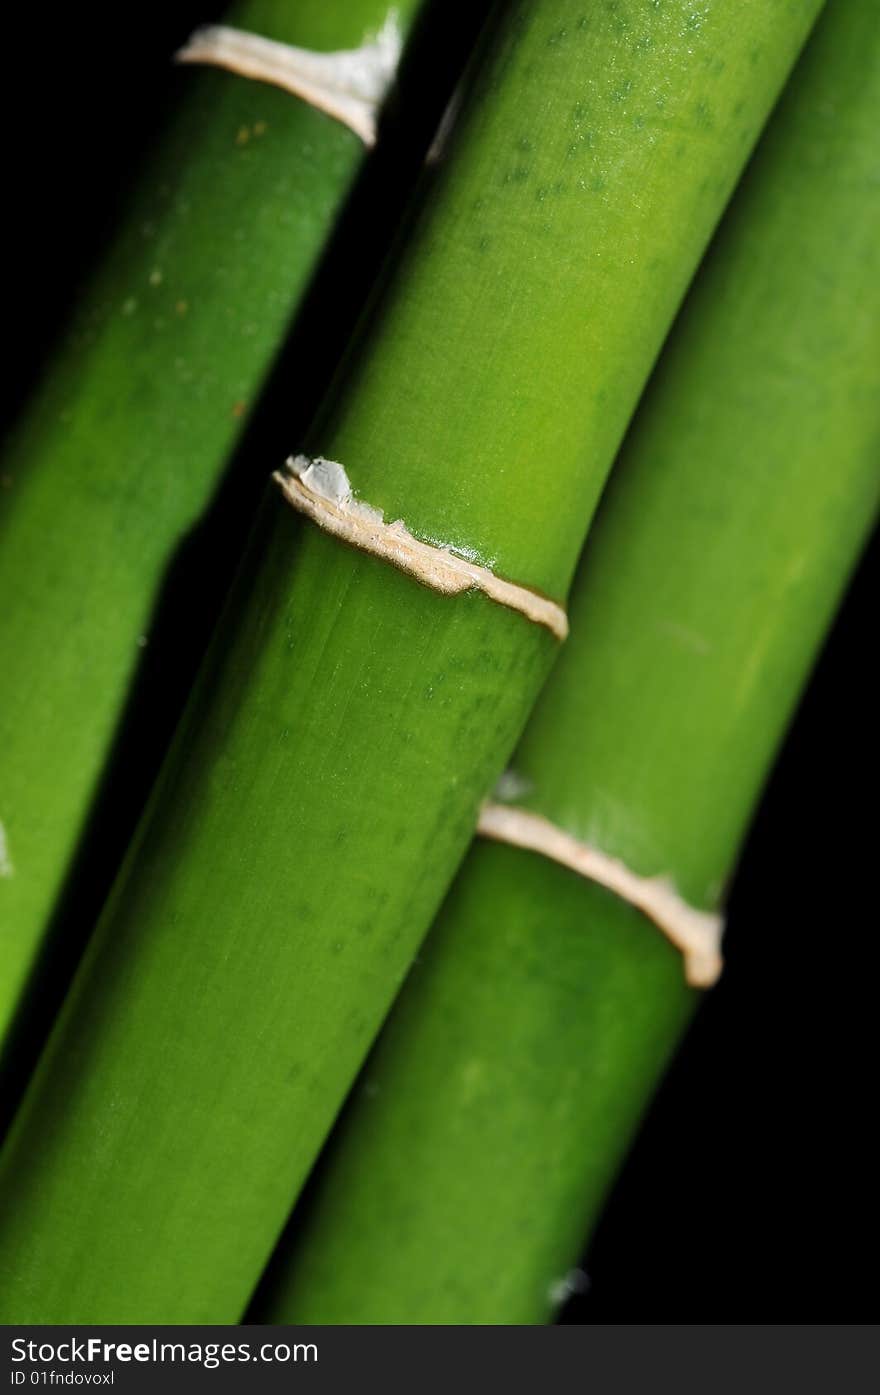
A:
0 0 423 1049
254 0 880 1326
0 0 821 1324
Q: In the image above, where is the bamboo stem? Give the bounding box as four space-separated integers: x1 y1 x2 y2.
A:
254 0 880 1325
0 0 422 1055
0 0 823 1323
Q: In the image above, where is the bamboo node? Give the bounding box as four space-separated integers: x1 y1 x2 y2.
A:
175 14 403 147
477 801 723 987
273 456 569 640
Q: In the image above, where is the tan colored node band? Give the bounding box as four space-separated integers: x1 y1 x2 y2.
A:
274 457 569 640
175 16 403 146
477 801 724 987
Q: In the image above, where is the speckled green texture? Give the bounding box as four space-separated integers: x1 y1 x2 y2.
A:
0 0 416 1042
332 0 823 596
0 0 822 1323
258 1 880 1325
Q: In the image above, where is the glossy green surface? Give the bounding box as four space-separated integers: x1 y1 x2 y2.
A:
259 0 880 1324
0 0 410 1041
0 0 822 1322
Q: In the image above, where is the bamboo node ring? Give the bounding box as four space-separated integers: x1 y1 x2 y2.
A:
274 456 569 640
477 801 723 987
175 15 403 147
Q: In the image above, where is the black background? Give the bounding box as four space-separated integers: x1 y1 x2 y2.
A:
2 5 875 1324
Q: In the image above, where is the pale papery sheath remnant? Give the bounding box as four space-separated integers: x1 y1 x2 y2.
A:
273 456 570 640
175 13 403 146
477 801 724 987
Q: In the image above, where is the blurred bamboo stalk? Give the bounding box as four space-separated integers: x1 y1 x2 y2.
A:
0 0 423 1053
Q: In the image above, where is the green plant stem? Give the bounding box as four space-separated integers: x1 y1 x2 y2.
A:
0 0 821 1323
0 0 420 1048
255 0 880 1325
